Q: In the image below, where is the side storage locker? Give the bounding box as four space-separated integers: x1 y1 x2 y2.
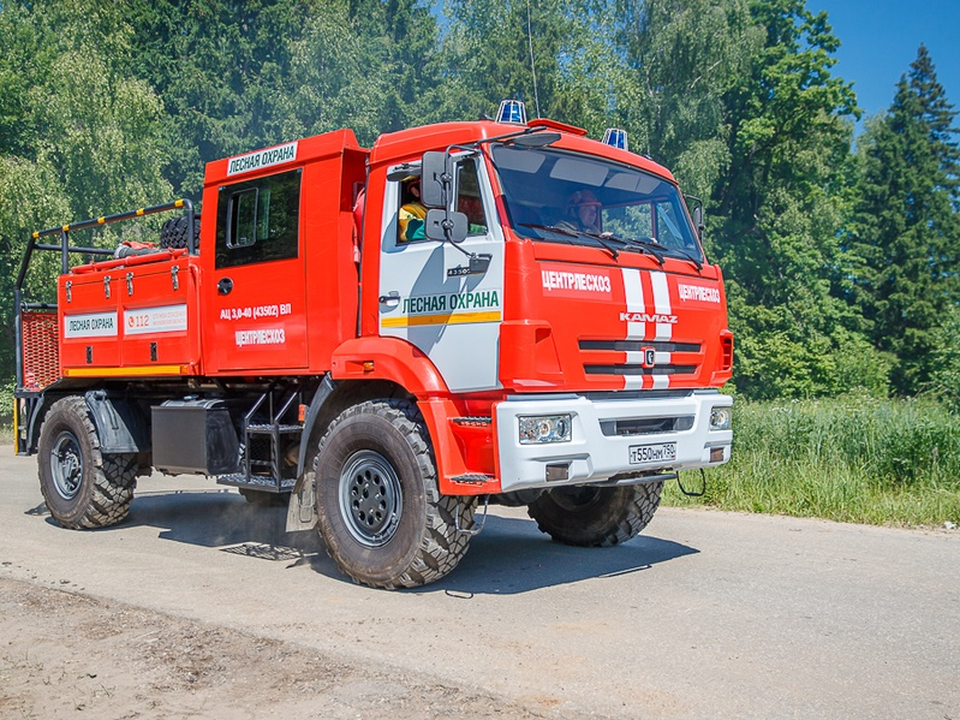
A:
119 257 201 372
58 269 122 371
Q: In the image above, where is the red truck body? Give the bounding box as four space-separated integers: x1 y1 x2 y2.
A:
15 110 733 588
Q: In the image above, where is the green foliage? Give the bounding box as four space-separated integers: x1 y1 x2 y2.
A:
611 0 758 197
0 0 958 412
665 395 960 527
0 0 172 380
0 376 11 424
707 1 870 400
850 46 960 395
434 0 602 125
928 305 960 414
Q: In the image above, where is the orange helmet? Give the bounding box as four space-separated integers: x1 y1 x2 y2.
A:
566 189 601 213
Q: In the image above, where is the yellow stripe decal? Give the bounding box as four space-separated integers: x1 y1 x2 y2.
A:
381 311 502 328
63 365 186 377
12 398 18 454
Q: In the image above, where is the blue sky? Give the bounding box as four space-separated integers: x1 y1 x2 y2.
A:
813 1 960 122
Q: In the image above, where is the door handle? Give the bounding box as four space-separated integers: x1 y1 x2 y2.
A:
218 277 234 295
379 290 401 307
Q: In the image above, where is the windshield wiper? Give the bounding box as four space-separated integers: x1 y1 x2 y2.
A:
588 232 665 265
521 223 619 260
658 244 704 271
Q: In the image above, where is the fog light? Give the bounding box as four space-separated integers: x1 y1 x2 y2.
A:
519 414 572 444
709 407 731 431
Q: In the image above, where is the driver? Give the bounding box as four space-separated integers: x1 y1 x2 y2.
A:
558 189 602 234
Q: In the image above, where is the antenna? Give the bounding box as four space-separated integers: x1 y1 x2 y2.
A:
526 0 541 119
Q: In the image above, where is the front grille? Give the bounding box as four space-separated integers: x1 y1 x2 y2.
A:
584 364 698 376
580 340 700 353
579 338 701 379
600 415 695 437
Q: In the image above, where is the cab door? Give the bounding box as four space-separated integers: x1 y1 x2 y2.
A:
209 169 309 372
378 157 504 392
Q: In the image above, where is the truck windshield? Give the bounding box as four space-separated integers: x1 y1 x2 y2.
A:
490 145 704 263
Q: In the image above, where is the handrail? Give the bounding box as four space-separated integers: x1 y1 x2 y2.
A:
17 198 196 293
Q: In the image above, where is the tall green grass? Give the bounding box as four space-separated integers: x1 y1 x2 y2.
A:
664 394 960 528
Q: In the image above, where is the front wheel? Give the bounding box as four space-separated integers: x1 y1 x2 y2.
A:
314 399 476 589
527 481 664 547
38 396 138 529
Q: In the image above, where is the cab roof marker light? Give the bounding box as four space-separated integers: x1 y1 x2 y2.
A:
602 128 629 151
497 100 527 125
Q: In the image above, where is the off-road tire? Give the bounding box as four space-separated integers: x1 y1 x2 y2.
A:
159 214 199 250
526 481 664 547
38 396 138 529
314 399 476 589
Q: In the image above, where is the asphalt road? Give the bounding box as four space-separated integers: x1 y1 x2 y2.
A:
1 449 958 718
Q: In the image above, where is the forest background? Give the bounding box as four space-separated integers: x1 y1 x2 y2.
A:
1 0 958 526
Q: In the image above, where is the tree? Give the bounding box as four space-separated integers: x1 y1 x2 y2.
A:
705 0 891 399
0 1 172 380
433 0 606 126
851 45 960 395
610 0 759 198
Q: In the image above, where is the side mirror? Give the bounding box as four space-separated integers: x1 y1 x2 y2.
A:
421 151 448 209
425 209 468 244
686 195 705 240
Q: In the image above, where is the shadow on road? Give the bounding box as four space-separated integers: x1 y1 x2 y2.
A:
31 488 698 594
420 514 698 595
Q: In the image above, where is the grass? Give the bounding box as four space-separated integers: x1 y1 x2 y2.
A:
663 393 960 528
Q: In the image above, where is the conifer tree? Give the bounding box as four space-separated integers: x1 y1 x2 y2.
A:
852 45 960 395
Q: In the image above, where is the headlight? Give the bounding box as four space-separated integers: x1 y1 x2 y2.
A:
518 414 572 444
709 407 732 431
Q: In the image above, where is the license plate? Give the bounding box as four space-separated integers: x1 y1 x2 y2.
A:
629 442 677 465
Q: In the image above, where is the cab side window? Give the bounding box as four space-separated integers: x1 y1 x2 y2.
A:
456 159 487 236
397 175 427 243
216 169 301 268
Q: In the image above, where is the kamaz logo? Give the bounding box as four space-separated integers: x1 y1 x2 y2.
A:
619 312 678 324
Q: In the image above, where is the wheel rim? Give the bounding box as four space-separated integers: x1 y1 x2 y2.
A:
50 430 84 501
338 450 402 547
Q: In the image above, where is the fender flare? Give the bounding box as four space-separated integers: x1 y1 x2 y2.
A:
330 336 449 395
296 374 338 477
83 390 151 454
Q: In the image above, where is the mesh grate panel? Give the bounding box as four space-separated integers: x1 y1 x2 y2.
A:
21 311 60 390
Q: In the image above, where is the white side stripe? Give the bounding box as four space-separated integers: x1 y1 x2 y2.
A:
651 271 672 342
623 268 645 341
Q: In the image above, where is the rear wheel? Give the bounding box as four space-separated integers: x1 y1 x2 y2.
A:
314 399 476 589
38 396 138 529
526 481 664 547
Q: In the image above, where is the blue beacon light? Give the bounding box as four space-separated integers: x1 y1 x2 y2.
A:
497 100 528 125
602 128 628 151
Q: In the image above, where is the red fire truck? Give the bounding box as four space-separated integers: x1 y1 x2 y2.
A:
14 102 733 588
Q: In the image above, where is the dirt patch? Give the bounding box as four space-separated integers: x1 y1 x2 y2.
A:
0 576 547 719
